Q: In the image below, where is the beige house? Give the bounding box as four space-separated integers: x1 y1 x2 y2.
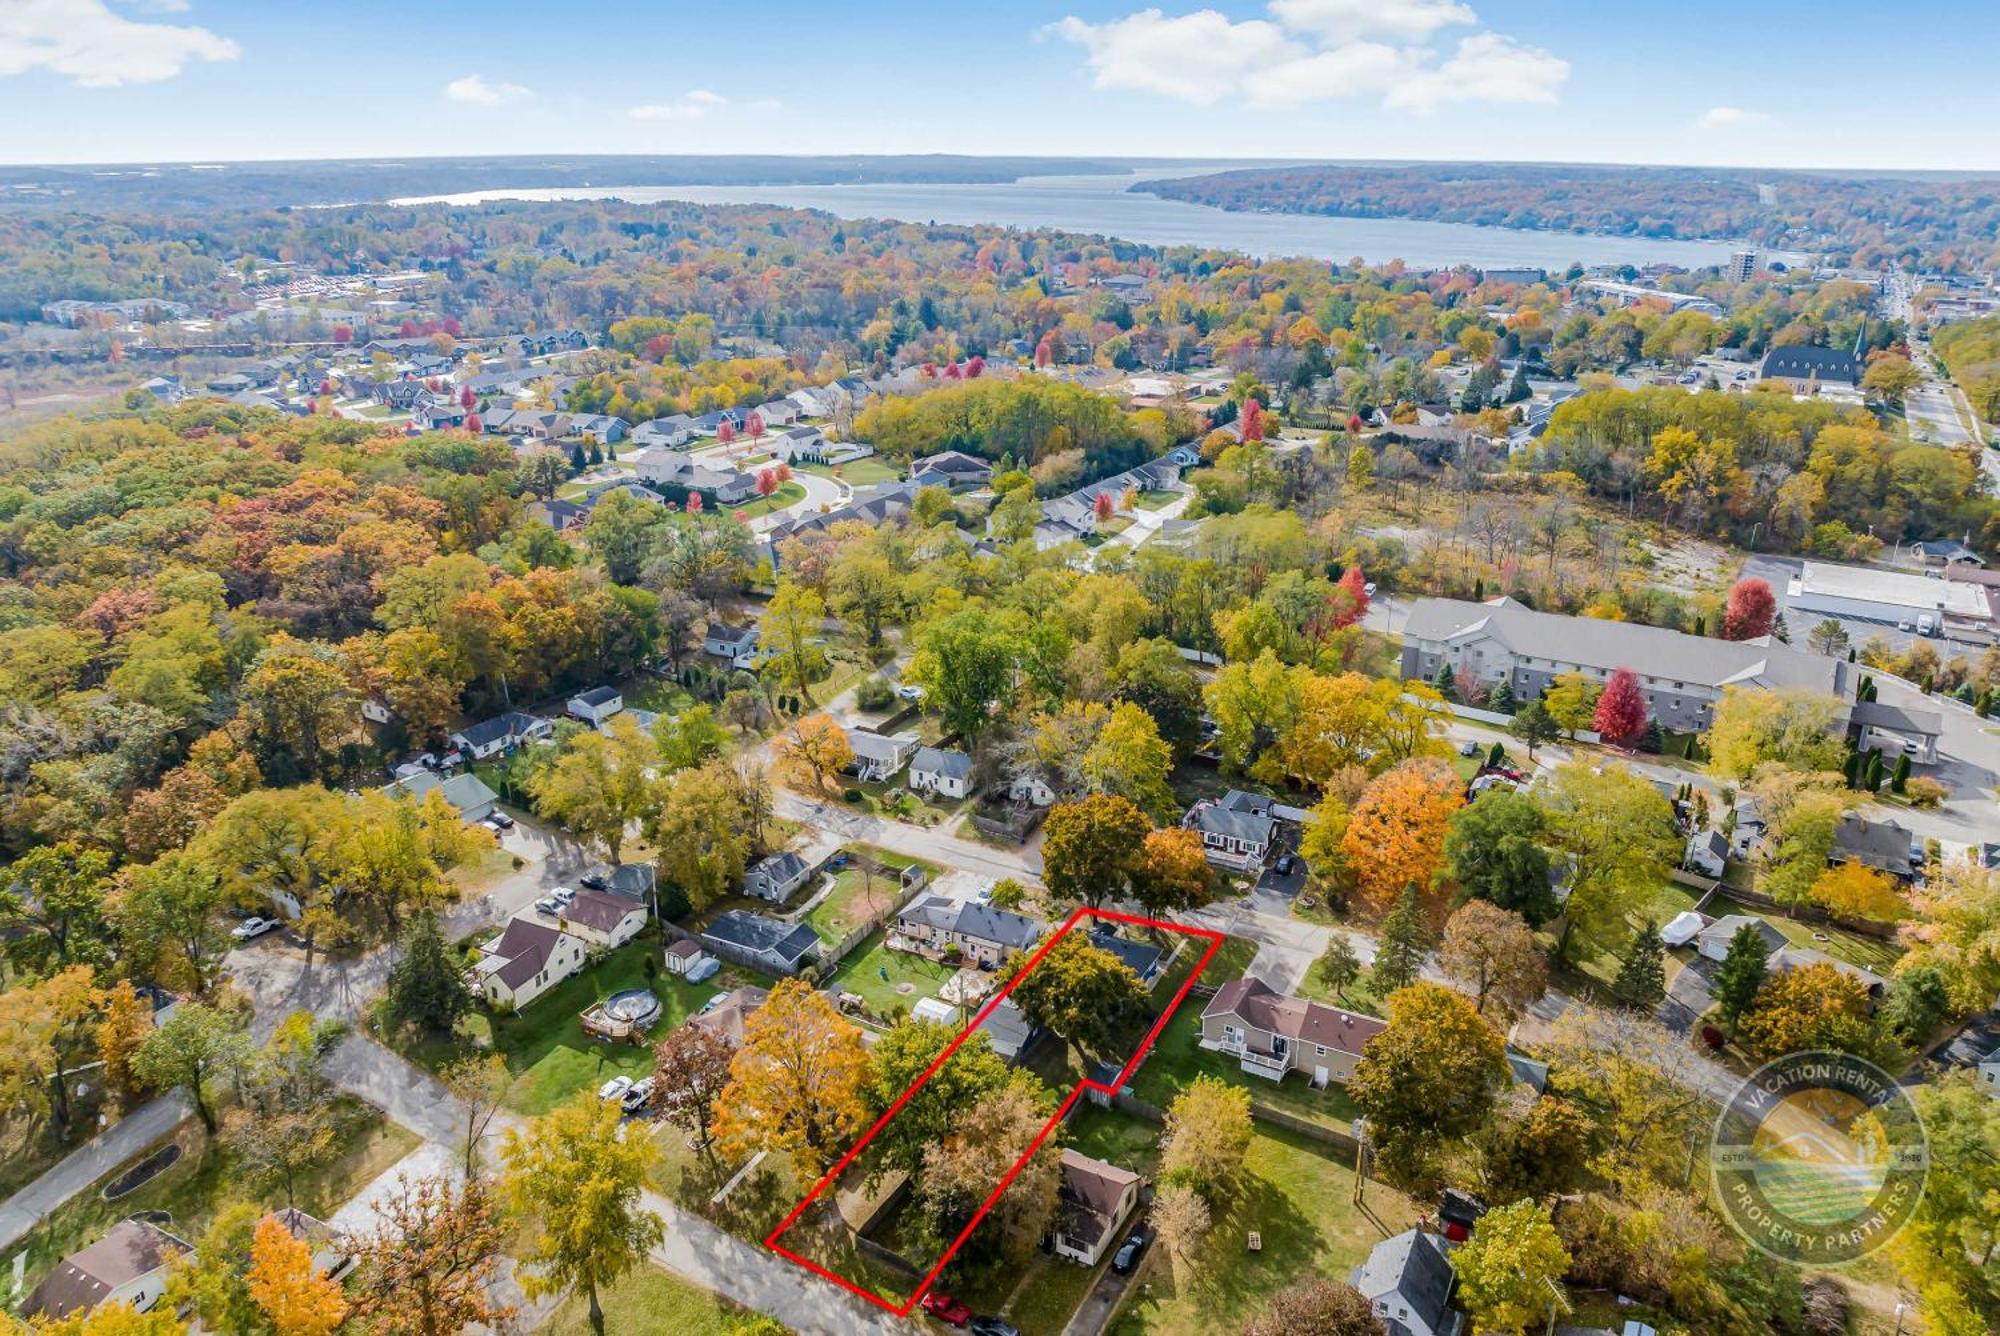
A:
1199 977 1385 1087
472 917 588 1010
1051 1150 1143 1266
23 1220 193 1321
891 895 1043 969
558 889 649 948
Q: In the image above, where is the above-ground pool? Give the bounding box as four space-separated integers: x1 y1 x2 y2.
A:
602 988 662 1028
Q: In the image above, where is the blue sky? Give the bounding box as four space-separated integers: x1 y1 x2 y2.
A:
2 0 1995 169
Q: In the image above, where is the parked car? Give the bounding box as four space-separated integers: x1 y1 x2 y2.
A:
579 872 608 891
549 886 577 907
621 1076 656 1113
597 1076 634 1102
921 1290 972 1327
1458 739 1480 757
483 811 514 830
533 897 562 916
969 1319 1020 1336
895 684 926 701
1363 581 1377 598
1274 854 1297 876
231 916 281 941
1112 1222 1153 1274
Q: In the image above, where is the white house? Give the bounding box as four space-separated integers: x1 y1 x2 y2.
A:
847 728 920 782
451 711 553 761
704 622 764 670
558 889 649 948
567 686 624 726
1684 829 1729 879
23 1220 194 1322
1007 772 1058 807
632 415 698 449
473 917 589 1010
745 850 814 903
1350 1229 1463 1336
664 938 713 976
752 399 799 427
1050 1151 1143 1267
1981 1045 2000 1099
909 746 974 799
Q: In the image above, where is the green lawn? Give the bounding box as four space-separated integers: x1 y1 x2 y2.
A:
623 677 697 715
1198 935 1257 986
1065 1103 1165 1173
387 939 725 1115
825 930 961 1019
802 861 910 943
541 1263 740 1335
16 1099 416 1302
1707 894 1904 975
1127 1002 1360 1131
802 456 901 486
1133 489 1181 511
1106 1121 1418 1336
726 479 808 520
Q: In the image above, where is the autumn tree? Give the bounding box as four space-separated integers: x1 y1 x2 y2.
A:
712 978 871 1178
763 579 828 703
646 761 751 909
239 636 356 782
112 852 228 996
776 713 853 792
440 1053 511 1180
501 1095 664 1335
1349 981 1507 1171
1341 758 1463 909
1128 826 1216 917
0 841 112 975
1161 1075 1253 1203
1536 763 1679 964
1810 862 1905 922
95 979 155 1108
914 1075 1061 1266
348 1174 511 1336
1738 962 1877 1058
134 1000 252 1134
1437 902 1547 1019
909 606 1017 742
1721 577 1778 640
1592 667 1649 747
1151 1182 1211 1268
1453 1199 1570 1334
1703 687 1847 780
1442 789 1556 925
1539 671 1600 738
1244 1277 1383 1336
1007 931 1151 1060
248 1214 347 1336
1480 1093 1596 1202
1080 700 1176 818
1040 793 1150 908
0 965 103 1133
867 1021 1013 1181
168 1201 263 1334
526 716 657 862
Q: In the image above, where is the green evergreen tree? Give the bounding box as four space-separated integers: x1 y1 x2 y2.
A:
1842 751 1863 788
1713 923 1771 1032
1487 678 1515 713
1369 886 1433 996
1611 919 1666 1010
1890 751 1911 794
1863 748 1885 792
1433 663 1457 701
1637 716 1664 754
383 912 473 1036
1473 577 1486 601
569 442 587 470
1313 935 1363 1000
1486 742 1505 768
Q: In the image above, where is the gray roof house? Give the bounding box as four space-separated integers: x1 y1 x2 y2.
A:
701 910 820 975
745 850 813 903
893 894 1043 968
846 728 920 782
1695 914 1788 963
1183 790 1290 872
1401 596 1850 734
381 769 499 823
1350 1228 1463 1336
909 746 974 798
1833 814 1920 880
23 1219 194 1321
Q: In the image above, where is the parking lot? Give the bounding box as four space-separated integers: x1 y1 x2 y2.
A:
1738 553 1984 659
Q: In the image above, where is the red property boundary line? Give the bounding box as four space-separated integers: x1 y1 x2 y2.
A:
764 906 1223 1316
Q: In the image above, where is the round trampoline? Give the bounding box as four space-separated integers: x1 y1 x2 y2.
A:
602 989 662 1028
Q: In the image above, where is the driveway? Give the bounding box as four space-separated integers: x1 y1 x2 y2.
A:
1659 955 1718 1034
1062 1253 1138 1336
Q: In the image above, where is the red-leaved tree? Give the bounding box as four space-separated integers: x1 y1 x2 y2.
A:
685 491 704 514
1242 398 1265 442
465 412 483 433
965 356 985 379
1593 667 1649 746
717 421 735 446
1034 336 1054 368
774 461 793 483
1347 412 1364 433
1093 491 1116 522
756 468 779 498
460 385 475 409
746 412 765 440
1334 566 1370 629
1721 577 1777 641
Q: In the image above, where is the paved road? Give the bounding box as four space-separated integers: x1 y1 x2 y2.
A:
0 1093 192 1255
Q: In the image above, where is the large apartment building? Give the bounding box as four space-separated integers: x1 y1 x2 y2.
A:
1400 597 1852 732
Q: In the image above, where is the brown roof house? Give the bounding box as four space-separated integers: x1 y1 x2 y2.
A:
1200 976 1386 1087
557 888 649 949
1051 1150 1144 1266
690 986 771 1047
471 916 588 1010
24 1218 193 1321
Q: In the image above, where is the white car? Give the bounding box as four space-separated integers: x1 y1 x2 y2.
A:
894 684 925 701
549 886 577 907
232 916 281 941
621 1077 656 1113
598 1076 634 1102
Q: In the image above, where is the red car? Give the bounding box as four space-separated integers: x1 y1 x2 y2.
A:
921 1290 972 1327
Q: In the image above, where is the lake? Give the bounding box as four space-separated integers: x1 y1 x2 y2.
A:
394 167 1773 271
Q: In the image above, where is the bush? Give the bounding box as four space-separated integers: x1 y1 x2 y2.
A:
843 787 863 803
1801 1274 1849 1336
855 677 896 711
1904 775 1948 808
1700 1024 1725 1051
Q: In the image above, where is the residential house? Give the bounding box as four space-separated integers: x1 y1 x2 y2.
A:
700 911 820 975
1400 596 1851 734
137 375 188 405
745 850 814 903
566 413 629 444
690 985 770 1045
704 622 764 670
1182 790 1295 872
1199 976 1385 1086
1912 538 1983 567
770 425 828 462
413 402 468 430
526 497 589 532
892 894 1043 968
381 770 499 824
519 329 589 357
974 997 1036 1060
910 450 994 491
633 451 757 504
909 746 974 800
451 711 553 761
769 481 919 553
607 863 656 902
559 889 650 949
567 686 625 726
1006 772 1058 807
632 415 699 449
1695 914 1787 963
1035 459 1183 547
22 1220 193 1321
1350 1228 1464 1336
786 385 844 419
1770 946 1888 999
692 408 744 436
1981 1044 2000 1099
1050 1150 1144 1266
1760 344 1863 388
1088 928 1166 985
1684 829 1729 879
846 728 920 782
472 917 589 1010
1833 814 1921 881
751 399 798 427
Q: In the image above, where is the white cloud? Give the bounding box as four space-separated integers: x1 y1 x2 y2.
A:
1267 0 1474 42
629 89 729 121
1386 33 1568 111
444 73 531 106
1050 4 1565 112
1698 105 1766 129
0 0 238 87
1046 10 1296 105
